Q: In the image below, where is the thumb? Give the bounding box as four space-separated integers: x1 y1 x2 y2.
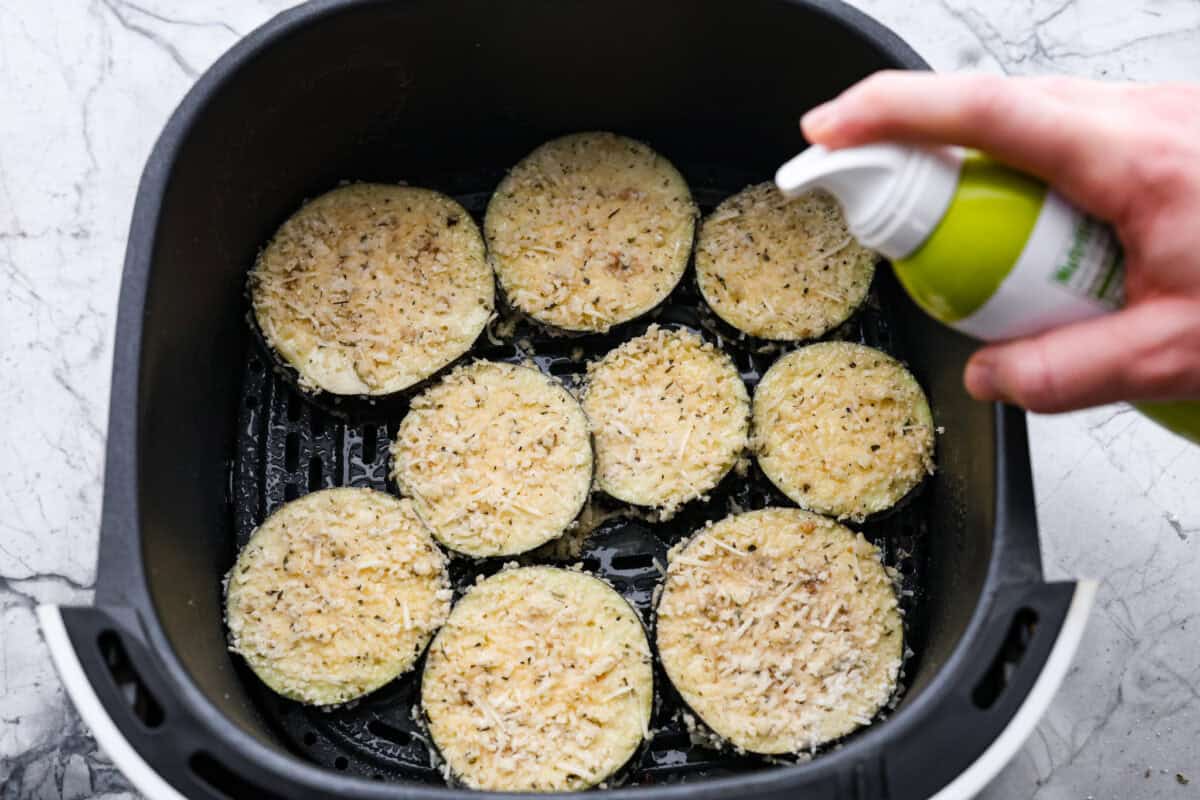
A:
962 298 1200 412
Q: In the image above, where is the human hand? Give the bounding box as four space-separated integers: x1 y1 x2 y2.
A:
800 72 1200 413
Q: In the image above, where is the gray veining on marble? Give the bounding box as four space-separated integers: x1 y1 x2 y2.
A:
1 1 1198 798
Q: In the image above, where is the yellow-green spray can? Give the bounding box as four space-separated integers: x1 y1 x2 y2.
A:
776 144 1198 443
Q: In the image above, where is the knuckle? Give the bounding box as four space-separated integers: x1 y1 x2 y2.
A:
962 75 1014 123
1131 311 1200 396
1127 133 1190 194
1005 343 1065 412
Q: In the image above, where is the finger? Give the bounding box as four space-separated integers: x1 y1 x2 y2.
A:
800 71 1130 220
1016 75 1131 104
800 72 1112 159
962 298 1200 412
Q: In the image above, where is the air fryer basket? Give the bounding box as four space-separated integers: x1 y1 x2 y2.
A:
232 177 932 784
39 1 1094 799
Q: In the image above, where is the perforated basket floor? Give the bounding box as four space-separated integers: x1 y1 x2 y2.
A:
231 165 930 788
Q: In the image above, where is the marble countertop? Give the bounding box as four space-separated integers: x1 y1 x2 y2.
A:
2 1 1198 797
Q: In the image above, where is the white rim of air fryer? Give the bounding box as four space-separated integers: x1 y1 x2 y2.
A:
38 581 1095 800
928 579 1096 800
37 604 189 800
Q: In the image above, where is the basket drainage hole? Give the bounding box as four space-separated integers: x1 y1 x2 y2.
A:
649 731 692 752
334 757 349 771
972 607 1038 710
362 425 378 463
611 553 656 571
303 731 317 747
285 432 300 472
286 393 303 423
308 458 324 491
284 484 300 501
98 631 164 728
368 719 413 746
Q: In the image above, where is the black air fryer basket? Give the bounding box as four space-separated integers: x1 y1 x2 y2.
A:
40 1 1094 798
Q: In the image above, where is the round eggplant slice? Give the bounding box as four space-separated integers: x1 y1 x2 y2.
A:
582 326 749 514
422 566 652 791
696 183 875 340
753 341 935 521
224 488 451 706
484 132 696 333
391 360 592 558
250 184 493 396
656 508 902 754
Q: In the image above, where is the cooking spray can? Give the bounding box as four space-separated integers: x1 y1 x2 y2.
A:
776 143 1198 443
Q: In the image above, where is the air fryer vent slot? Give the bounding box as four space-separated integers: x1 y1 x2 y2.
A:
190 751 287 800
231 169 930 786
973 607 1039 709
98 630 164 729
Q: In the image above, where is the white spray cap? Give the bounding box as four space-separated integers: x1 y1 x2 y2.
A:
775 143 964 260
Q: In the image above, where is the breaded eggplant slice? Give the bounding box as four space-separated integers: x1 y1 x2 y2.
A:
753 342 935 521
484 132 696 332
225 488 451 706
582 326 749 514
656 508 902 754
391 361 593 558
422 567 652 791
250 184 493 395
696 184 875 340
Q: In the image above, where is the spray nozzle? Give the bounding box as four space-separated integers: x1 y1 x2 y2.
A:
775 143 963 260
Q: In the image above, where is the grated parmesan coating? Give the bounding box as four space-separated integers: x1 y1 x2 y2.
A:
484 132 697 332
250 184 493 395
391 361 593 557
696 184 875 340
753 342 935 521
422 567 652 791
656 508 902 754
224 488 451 706
582 326 749 513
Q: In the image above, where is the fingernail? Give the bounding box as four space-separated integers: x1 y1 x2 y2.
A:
965 356 1008 403
800 102 837 139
